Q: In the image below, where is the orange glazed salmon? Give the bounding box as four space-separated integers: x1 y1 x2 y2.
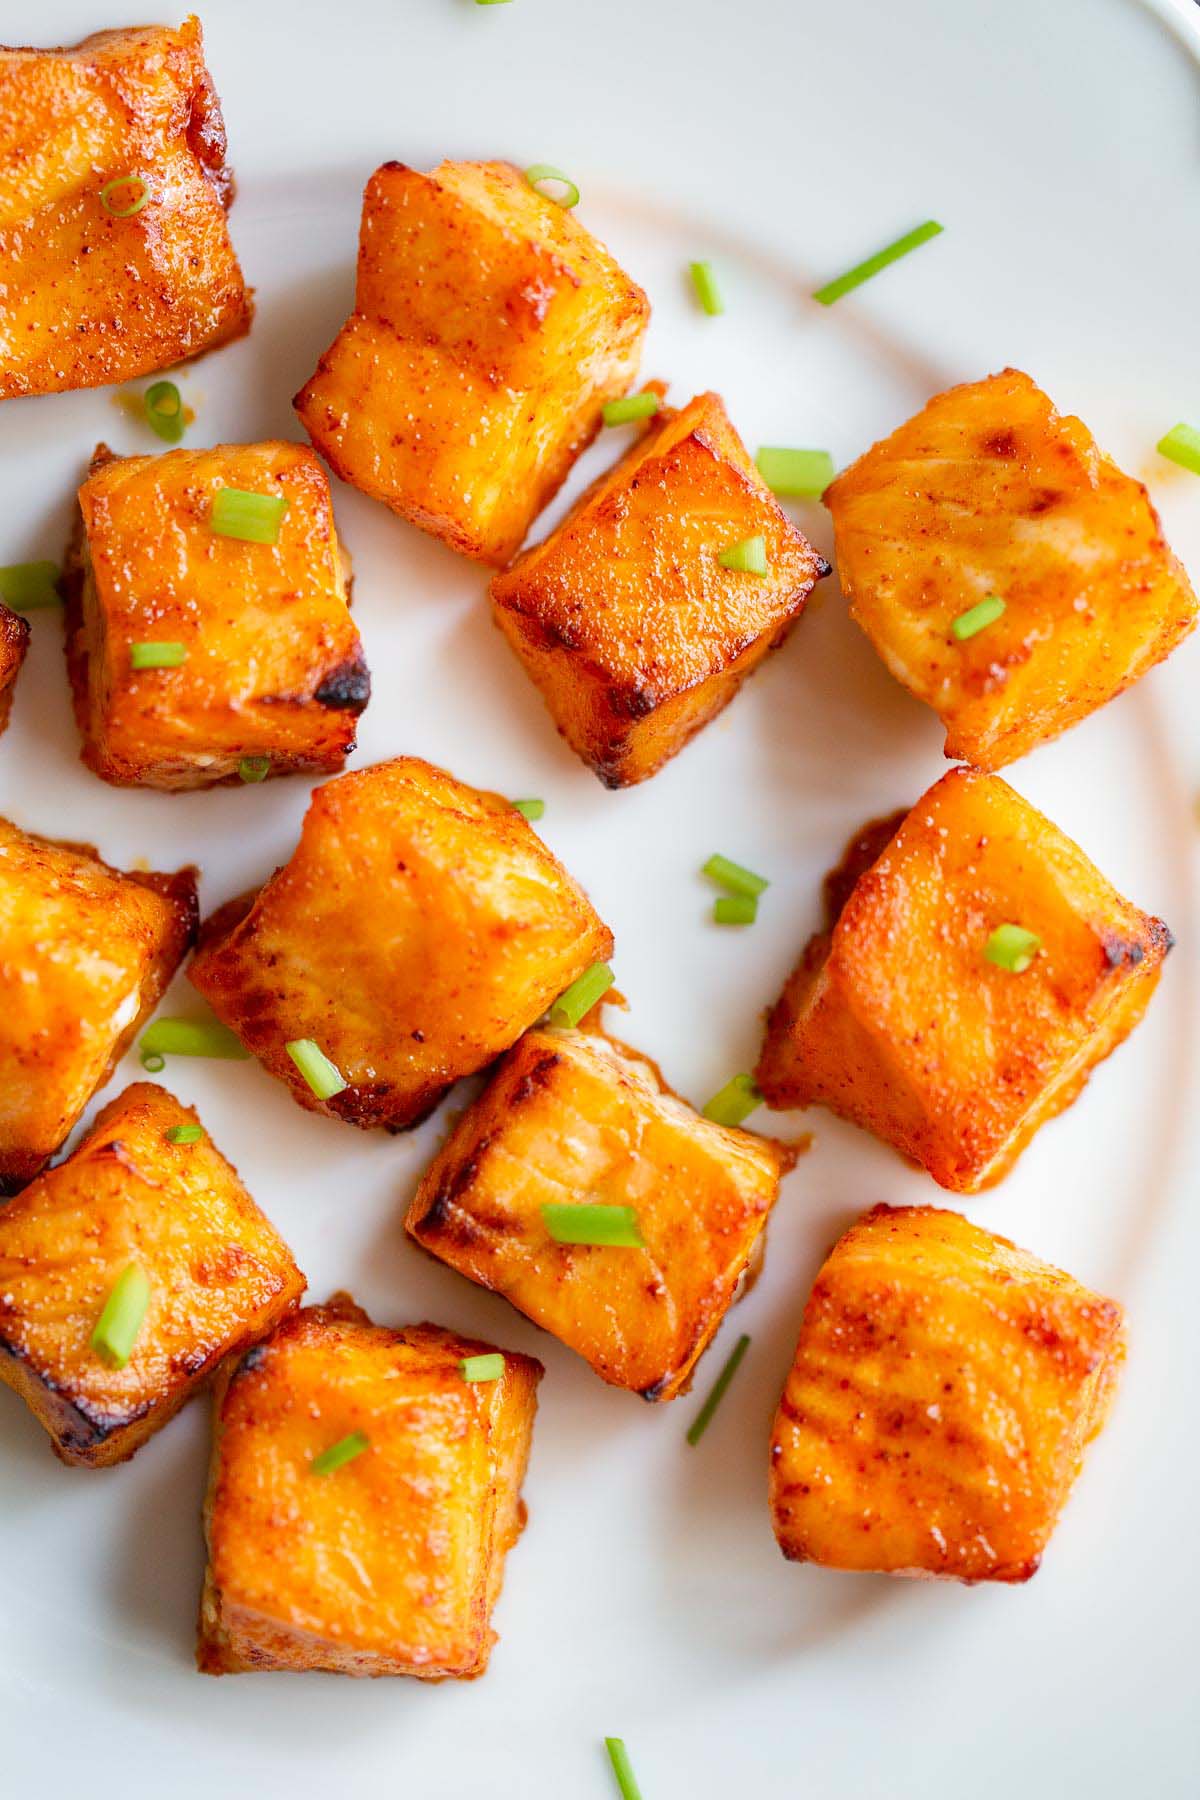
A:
825 368 1197 768
770 1204 1125 1582
198 1294 542 1677
0 19 251 399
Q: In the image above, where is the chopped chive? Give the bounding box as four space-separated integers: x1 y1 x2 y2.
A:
130 641 186 670
689 259 724 316
951 594 1006 641
164 1123 205 1145
542 1203 644 1248
702 854 769 899
90 1264 151 1369
524 163 580 209
310 1431 369 1476
238 756 270 783
813 219 944 305
984 923 1041 974
143 380 185 445
460 1353 505 1382
1157 423 1200 477
605 1738 644 1800
100 174 150 218
512 798 545 821
211 487 288 545
686 1332 751 1445
140 1018 250 1063
0 561 60 611
141 1052 165 1073
285 1037 348 1100
602 391 660 427
755 447 836 498
549 962 613 1028
702 1074 762 1128
717 534 768 576
714 895 757 926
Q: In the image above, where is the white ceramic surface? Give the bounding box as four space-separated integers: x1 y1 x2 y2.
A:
2 2 1198 1794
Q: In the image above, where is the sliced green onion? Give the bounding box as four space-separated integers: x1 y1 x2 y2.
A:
5 567 59 615
542 1203 644 1248
144 380 185 445
211 488 289 546
90 1264 151 1369
130 641 187 670
717 534 768 576
549 962 613 1028
0 561 61 611
984 923 1041 974
524 163 580 209
476 0 514 6
602 391 660 427
813 220 944 305
140 1018 250 1063
238 756 270 783
164 1123 205 1145
689 259 724 316
702 854 769 899
755 447 836 498
512 798 545 821
310 1431 369 1476
286 1037 348 1100
951 594 1006 641
686 1333 751 1445
100 174 150 218
1157 423 1200 477
714 895 757 926
141 1052 165 1073
702 1074 762 1128
460 1353 505 1382
605 1738 644 1800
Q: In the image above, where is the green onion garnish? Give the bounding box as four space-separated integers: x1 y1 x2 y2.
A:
702 1074 762 1128
310 1431 369 1476
130 641 187 670
689 259 724 316
460 1353 505 1382
144 380 185 445
542 1203 644 1248
714 895 757 926
702 854 769 899
951 594 1006 641
754 447 836 499
813 220 944 305
211 488 289 546
142 1052 165 1073
285 1038 348 1100
984 923 1041 974
524 163 580 209
140 1018 250 1064
90 1264 151 1369
164 1124 205 1145
100 175 150 218
602 392 660 427
0 561 61 611
717 534 768 576
686 1332 751 1445
605 1738 644 1800
476 0 514 6
512 798 545 820
549 963 614 1028
238 756 270 783
1157 423 1200 477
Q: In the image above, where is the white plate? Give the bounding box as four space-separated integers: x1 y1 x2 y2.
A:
2 1 1199 1794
